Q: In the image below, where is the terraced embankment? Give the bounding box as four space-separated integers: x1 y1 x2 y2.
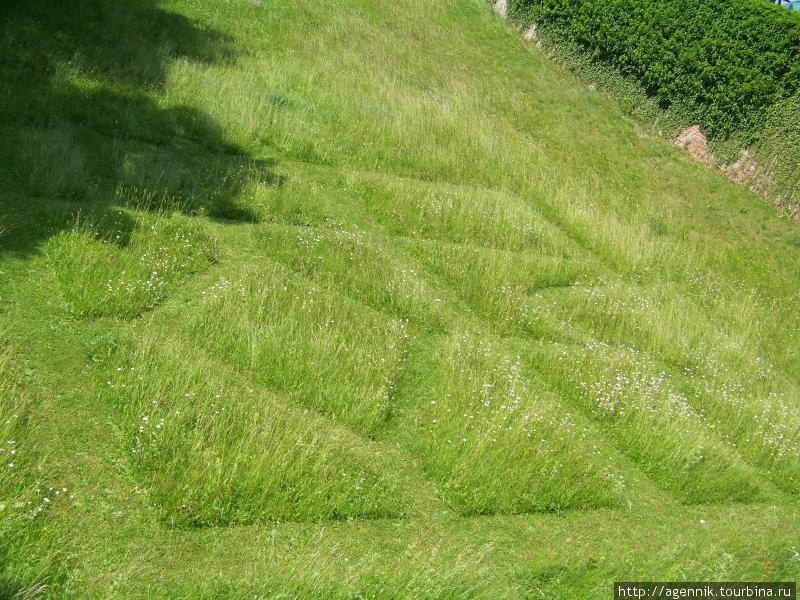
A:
1 1 799 597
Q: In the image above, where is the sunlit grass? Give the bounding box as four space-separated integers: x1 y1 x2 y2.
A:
342 173 574 252
0 0 799 596
102 335 424 526
394 331 623 515
0 344 30 516
45 210 219 318
0 340 68 597
404 238 591 338
187 263 407 434
258 224 447 329
529 340 764 503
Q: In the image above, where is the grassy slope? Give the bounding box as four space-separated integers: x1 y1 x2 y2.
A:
0 0 799 597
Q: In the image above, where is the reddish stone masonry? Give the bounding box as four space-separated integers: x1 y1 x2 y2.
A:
673 125 712 163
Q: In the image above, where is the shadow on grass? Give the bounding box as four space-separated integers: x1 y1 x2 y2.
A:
0 0 283 256
0 2 284 593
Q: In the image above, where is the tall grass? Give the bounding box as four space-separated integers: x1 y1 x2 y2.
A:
17 125 88 201
394 331 622 515
187 262 407 434
529 340 764 503
258 224 446 329
0 0 799 595
532 281 800 495
403 238 592 338
0 345 30 531
102 335 424 526
45 210 219 318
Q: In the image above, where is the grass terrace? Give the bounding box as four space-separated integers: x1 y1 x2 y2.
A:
0 0 798 597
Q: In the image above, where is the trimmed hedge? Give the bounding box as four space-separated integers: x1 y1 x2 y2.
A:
509 0 800 141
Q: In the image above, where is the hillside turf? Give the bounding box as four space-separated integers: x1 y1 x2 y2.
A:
1 0 799 597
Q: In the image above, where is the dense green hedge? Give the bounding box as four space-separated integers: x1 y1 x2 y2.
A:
752 91 800 215
508 0 800 141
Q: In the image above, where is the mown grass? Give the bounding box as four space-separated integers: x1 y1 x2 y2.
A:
0 0 798 597
0 345 30 571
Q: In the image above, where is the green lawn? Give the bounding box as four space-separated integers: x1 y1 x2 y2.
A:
1 0 799 597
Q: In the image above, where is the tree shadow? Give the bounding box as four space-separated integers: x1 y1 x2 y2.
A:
0 0 282 256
